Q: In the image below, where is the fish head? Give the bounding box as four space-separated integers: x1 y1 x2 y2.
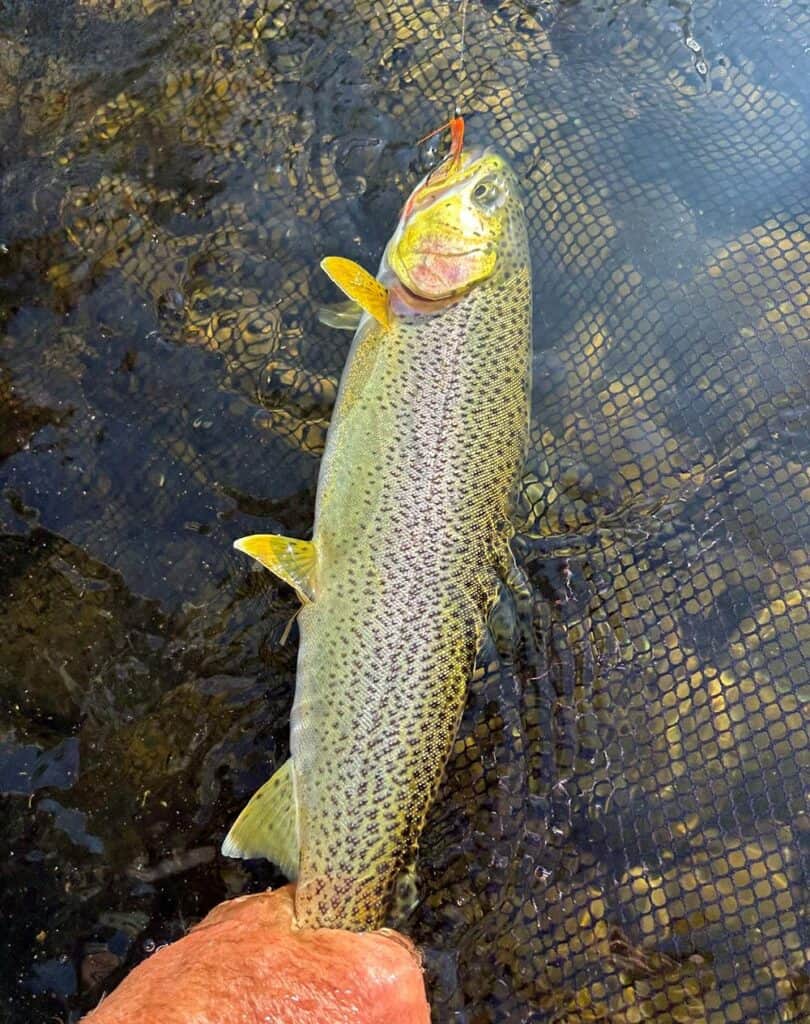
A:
385 145 522 304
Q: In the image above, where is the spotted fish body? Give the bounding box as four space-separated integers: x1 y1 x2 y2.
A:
225 144 532 930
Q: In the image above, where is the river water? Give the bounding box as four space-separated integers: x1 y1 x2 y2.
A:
1 0 808 1020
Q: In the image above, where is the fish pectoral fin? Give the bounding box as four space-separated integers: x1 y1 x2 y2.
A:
317 298 364 331
221 758 299 879
320 256 391 329
233 534 316 603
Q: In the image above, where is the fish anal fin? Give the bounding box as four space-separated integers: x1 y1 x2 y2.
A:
234 534 316 603
320 256 390 329
221 758 299 879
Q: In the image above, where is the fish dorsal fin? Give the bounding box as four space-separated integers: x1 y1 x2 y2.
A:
320 256 390 329
221 758 299 879
234 534 316 603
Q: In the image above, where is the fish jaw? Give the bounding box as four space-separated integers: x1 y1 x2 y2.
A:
390 197 496 299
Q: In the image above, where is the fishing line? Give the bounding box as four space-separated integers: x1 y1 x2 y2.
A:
455 0 471 117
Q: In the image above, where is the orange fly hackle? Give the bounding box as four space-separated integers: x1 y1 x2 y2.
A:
417 115 465 176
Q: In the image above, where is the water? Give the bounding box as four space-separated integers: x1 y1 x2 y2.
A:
1 0 808 1021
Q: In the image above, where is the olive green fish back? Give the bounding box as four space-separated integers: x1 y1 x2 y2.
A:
1 0 808 1021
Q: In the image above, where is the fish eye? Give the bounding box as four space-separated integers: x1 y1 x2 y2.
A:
471 175 505 211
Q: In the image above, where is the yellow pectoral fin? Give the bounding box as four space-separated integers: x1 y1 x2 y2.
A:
221 758 299 878
320 256 390 329
234 534 316 603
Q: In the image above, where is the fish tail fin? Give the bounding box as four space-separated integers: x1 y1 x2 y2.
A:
221 758 299 879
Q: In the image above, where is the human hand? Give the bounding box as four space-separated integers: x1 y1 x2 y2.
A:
83 884 430 1023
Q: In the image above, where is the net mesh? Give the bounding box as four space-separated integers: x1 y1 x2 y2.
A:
0 0 807 1020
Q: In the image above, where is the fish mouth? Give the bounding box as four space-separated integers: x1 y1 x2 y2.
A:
409 244 487 261
388 277 461 314
422 145 487 190
403 145 491 219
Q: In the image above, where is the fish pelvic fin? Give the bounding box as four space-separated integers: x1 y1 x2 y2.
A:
221 758 299 878
320 256 391 329
317 298 364 331
234 534 316 603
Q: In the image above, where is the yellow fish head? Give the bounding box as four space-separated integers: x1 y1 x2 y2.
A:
387 147 520 302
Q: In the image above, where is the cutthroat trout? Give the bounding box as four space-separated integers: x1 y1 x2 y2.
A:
223 120 532 930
